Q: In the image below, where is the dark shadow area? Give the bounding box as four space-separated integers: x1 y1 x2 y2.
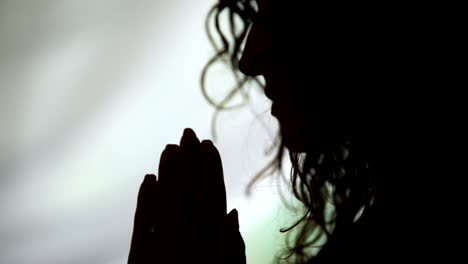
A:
128 0 458 263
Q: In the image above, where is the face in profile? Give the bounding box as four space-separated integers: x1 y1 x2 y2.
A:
239 0 375 152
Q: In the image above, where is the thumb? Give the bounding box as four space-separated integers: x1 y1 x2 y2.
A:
225 209 246 264
227 209 239 230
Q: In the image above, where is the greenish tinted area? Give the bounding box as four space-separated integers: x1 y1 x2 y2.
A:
243 192 333 263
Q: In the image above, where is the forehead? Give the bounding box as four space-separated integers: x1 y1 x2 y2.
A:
255 1 384 22
254 1 388 37
256 0 292 15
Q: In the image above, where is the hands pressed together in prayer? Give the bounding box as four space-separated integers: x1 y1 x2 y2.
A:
128 128 246 264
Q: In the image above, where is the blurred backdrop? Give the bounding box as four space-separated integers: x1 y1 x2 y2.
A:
0 1 295 263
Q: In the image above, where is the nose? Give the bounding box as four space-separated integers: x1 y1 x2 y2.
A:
238 53 260 77
238 22 271 77
238 22 276 101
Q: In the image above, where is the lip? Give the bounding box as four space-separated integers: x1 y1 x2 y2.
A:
271 103 284 119
271 103 279 117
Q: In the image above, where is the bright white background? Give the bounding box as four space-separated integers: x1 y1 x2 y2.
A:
0 1 296 263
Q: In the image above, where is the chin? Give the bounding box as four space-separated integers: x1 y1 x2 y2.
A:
281 126 332 154
284 138 332 154
281 136 303 152
281 128 309 153
285 144 308 153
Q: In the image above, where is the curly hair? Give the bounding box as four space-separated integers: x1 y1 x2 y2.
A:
200 1 377 262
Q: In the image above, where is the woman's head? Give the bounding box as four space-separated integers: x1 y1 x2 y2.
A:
202 0 383 261
237 0 384 153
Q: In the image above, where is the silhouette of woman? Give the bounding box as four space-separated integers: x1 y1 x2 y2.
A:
128 0 450 263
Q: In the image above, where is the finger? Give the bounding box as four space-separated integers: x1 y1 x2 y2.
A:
155 144 180 262
226 209 240 230
176 128 200 217
225 209 246 264
193 140 227 262
200 139 227 217
156 144 179 237
175 128 201 216
170 129 203 262
180 127 200 149
128 174 157 264
193 139 226 227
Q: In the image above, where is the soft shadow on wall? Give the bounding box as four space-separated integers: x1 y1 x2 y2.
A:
0 1 292 263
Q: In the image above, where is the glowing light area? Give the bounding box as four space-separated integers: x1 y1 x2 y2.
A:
0 1 296 263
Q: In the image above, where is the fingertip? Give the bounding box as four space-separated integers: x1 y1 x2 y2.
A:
228 208 238 218
144 174 156 183
180 128 200 146
230 208 238 216
165 144 180 152
228 209 239 229
201 140 219 156
201 139 214 147
161 144 180 163
158 145 179 185
183 127 195 137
